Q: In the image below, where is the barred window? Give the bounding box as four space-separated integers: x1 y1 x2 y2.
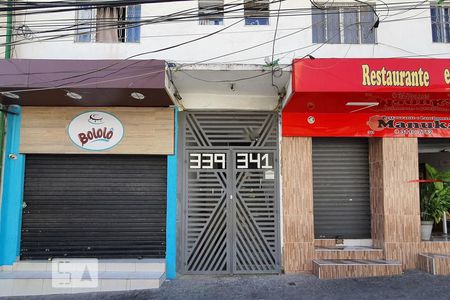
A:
430 4 450 43
76 5 141 43
199 0 224 25
244 0 269 25
312 4 376 44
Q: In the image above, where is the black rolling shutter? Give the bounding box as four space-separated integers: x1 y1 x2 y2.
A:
312 138 371 239
419 138 450 153
21 155 167 259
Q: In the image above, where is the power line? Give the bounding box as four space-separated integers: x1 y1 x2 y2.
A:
0 0 281 45
0 1 434 22
270 0 283 94
0 2 432 49
0 0 442 90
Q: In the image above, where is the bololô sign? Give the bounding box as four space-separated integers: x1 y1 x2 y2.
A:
68 111 124 151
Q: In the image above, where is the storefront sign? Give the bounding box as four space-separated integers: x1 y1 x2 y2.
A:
283 113 450 138
68 111 124 151
283 58 450 137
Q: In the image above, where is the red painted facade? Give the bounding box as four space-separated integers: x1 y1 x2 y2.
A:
283 58 450 138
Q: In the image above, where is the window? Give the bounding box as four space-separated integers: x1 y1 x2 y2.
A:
76 5 141 43
199 0 224 25
312 4 376 44
244 0 269 25
430 4 450 43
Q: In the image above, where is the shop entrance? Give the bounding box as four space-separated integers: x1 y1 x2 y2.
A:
419 138 450 237
312 138 371 240
419 139 450 173
181 112 280 274
20 154 167 259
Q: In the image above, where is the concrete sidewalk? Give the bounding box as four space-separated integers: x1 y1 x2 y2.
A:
3 271 450 300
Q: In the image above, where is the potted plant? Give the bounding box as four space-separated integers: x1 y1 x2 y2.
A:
420 164 450 240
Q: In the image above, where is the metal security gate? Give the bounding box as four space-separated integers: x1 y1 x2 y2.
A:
21 155 167 259
312 138 371 239
181 112 280 274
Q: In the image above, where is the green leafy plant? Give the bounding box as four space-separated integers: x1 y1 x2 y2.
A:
420 164 450 223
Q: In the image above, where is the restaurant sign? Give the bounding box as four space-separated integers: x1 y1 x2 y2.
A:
282 58 450 137
68 111 124 150
283 113 450 138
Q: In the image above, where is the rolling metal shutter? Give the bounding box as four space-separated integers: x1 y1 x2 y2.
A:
419 138 450 153
312 138 371 239
21 155 167 260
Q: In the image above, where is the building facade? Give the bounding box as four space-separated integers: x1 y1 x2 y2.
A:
0 0 450 295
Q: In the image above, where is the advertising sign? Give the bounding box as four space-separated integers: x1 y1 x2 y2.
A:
283 58 450 137
283 113 450 138
68 111 124 151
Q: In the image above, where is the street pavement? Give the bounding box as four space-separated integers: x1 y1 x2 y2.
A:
3 270 450 300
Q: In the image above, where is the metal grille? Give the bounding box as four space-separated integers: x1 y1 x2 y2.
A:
182 112 279 274
234 163 278 273
185 152 230 273
21 155 167 259
184 112 278 149
312 138 371 239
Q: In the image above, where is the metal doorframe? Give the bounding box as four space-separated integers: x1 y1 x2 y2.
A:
182 149 232 274
230 148 281 274
179 111 281 275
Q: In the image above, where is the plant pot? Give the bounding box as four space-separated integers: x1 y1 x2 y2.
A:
421 221 434 241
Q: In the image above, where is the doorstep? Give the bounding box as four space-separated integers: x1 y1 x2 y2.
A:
418 253 450 275
312 259 402 279
315 246 384 260
0 259 166 297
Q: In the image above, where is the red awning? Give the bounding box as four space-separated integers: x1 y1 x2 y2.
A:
282 58 450 138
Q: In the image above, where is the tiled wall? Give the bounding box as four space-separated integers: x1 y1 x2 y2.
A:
281 137 314 272
369 138 421 269
282 136 448 273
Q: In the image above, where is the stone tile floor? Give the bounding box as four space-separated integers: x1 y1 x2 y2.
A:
2 270 450 300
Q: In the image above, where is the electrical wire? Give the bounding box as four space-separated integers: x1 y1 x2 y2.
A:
0 0 435 48
0 1 435 23
0 4 439 84
0 0 283 45
0 0 444 90
270 0 283 95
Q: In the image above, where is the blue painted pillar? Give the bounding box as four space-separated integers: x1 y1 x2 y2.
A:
166 108 178 279
0 105 25 266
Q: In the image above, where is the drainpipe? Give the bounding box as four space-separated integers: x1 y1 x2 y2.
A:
5 0 13 60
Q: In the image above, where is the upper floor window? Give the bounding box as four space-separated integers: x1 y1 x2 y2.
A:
312 4 376 44
76 5 141 43
430 4 450 43
244 0 269 25
199 0 224 25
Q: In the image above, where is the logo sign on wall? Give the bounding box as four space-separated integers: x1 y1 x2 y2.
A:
68 111 124 151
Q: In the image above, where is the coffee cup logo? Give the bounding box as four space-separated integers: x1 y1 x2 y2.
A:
88 114 104 125
68 111 124 151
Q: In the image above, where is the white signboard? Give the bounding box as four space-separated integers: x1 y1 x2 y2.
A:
68 111 124 151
